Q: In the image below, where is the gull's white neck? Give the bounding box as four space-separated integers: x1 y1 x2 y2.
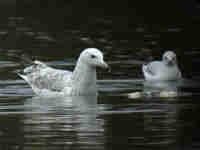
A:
70 59 97 95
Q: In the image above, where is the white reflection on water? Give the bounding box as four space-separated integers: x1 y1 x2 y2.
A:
21 95 105 148
23 95 100 131
143 80 181 91
128 79 198 99
142 80 180 98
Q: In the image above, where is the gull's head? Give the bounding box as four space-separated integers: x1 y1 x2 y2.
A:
162 51 177 66
79 48 109 70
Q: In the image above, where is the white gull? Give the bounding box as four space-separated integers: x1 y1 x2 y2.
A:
142 51 182 81
18 48 109 96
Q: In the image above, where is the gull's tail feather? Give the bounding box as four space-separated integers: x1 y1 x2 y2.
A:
8 53 35 75
18 73 29 83
8 53 47 76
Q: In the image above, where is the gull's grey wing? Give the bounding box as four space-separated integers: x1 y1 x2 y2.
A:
143 61 163 76
19 61 72 92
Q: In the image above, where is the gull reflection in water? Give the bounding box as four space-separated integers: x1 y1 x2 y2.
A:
128 80 183 99
22 95 104 146
143 80 180 97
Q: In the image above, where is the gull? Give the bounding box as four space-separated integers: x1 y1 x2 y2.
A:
142 51 182 81
18 48 109 96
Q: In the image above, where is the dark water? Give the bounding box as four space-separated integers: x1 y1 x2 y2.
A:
0 1 200 150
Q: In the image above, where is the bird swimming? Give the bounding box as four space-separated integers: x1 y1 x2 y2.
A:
18 48 109 96
142 51 182 81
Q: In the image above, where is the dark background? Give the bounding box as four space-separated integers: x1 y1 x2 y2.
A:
14 0 200 28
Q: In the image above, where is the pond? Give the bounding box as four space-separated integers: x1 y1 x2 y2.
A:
0 2 200 150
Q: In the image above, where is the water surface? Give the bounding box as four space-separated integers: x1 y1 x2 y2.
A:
0 12 200 150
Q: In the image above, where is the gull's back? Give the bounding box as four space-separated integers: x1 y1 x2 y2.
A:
18 61 72 94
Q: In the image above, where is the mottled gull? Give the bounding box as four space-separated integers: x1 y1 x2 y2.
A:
18 48 109 96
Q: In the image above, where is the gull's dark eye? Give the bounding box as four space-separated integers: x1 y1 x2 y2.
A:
91 54 96 59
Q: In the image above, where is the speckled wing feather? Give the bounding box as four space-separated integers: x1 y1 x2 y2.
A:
143 61 163 76
143 63 156 76
19 61 72 92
